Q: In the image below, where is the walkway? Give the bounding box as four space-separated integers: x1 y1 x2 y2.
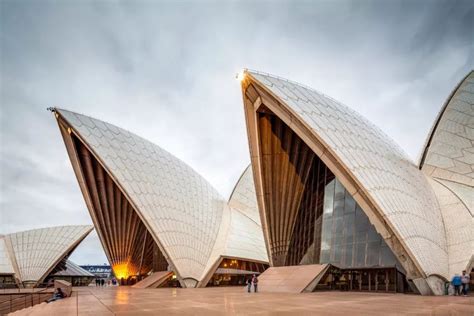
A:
10 286 474 315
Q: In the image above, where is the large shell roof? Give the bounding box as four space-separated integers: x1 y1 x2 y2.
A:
245 70 449 278
2 225 92 283
56 109 268 283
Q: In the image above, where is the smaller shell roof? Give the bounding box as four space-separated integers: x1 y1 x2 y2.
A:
228 165 260 224
3 225 93 283
0 237 15 275
52 260 95 277
420 70 474 187
244 69 448 278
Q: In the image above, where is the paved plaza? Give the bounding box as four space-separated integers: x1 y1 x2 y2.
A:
11 286 474 315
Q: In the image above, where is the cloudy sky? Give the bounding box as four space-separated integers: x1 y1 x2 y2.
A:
1 0 472 265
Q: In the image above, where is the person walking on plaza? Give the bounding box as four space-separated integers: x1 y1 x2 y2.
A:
101 278 105 287
461 270 470 296
246 277 252 293
451 274 462 296
252 274 259 293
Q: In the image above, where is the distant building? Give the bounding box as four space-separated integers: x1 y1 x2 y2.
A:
239 69 473 295
0 226 93 288
47 260 95 286
52 109 269 288
79 265 112 279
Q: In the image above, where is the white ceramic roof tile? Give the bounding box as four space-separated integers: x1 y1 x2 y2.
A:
52 260 95 277
247 70 449 278
428 178 473 277
0 237 15 274
421 71 474 187
4 225 92 283
57 110 268 284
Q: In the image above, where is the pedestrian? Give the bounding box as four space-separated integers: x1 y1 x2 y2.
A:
101 279 105 287
46 288 65 303
461 270 470 296
246 277 252 293
95 279 99 287
252 274 258 293
451 274 462 296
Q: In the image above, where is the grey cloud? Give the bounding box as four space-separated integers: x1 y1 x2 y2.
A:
1 0 472 264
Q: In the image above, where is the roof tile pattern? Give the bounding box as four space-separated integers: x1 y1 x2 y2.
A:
57 110 267 283
247 70 449 278
224 207 268 263
228 166 261 224
4 225 92 283
226 166 268 262
0 237 15 274
427 178 473 277
421 71 474 187
52 260 95 277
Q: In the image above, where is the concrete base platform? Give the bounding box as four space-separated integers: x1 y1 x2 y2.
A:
257 264 329 293
132 271 173 289
9 286 474 315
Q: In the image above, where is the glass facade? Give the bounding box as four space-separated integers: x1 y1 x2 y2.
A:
319 179 402 271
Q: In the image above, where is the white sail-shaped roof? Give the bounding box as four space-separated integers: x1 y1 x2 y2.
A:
243 69 449 280
2 225 92 285
0 236 15 275
199 166 268 284
420 71 474 187
420 71 474 278
52 260 95 277
225 166 268 262
228 165 260 223
54 109 268 286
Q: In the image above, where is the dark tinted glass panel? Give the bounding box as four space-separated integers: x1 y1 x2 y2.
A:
367 241 381 266
318 178 401 269
355 243 366 266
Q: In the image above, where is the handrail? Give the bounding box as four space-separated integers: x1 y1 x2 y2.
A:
0 288 53 315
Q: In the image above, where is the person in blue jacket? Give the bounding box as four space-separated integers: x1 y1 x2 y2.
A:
451 274 462 296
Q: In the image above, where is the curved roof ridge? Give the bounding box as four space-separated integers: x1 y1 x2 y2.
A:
4 224 93 236
227 164 251 203
53 107 222 198
245 69 412 162
418 70 474 168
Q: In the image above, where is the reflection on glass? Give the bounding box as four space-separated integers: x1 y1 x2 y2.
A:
319 179 402 270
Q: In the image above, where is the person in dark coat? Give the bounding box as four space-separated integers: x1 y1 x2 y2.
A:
252 274 259 293
246 277 252 293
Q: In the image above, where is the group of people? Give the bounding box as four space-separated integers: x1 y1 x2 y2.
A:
451 270 470 296
95 278 105 286
246 274 259 293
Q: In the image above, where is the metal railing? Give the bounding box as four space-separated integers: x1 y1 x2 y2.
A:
0 288 52 315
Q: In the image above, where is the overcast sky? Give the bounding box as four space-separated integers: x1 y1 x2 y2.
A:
1 0 472 265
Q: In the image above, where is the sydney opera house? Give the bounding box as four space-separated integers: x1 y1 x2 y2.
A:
239 69 473 295
0 225 93 288
52 109 269 288
46 69 472 295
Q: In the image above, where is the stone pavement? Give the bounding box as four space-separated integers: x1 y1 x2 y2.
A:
10 286 474 315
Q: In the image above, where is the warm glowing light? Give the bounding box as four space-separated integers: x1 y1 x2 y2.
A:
171 274 177 280
236 70 246 82
223 263 227 267
113 263 133 280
